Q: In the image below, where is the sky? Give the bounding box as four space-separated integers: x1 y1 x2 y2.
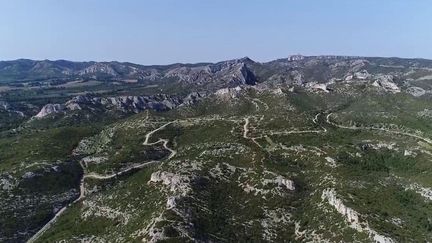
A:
0 0 431 65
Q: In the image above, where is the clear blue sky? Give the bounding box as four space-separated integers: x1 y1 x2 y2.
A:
1 0 431 64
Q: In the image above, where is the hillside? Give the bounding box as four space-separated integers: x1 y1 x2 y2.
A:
1 55 432 242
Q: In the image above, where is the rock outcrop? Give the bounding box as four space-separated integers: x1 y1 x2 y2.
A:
35 104 65 118
33 93 206 119
372 75 400 93
0 101 10 110
322 188 394 243
165 58 257 87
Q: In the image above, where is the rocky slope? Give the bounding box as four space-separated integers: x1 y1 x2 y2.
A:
1 55 432 242
33 92 206 119
2 56 432 92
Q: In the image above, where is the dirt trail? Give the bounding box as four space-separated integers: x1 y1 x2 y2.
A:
247 97 269 112
85 161 159 180
243 117 250 139
326 113 432 145
28 121 176 243
142 121 177 159
270 113 326 136
143 121 174 145
313 112 327 132
252 98 269 111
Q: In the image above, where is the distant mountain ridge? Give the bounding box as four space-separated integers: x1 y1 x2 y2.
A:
0 55 432 81
2 55 432 91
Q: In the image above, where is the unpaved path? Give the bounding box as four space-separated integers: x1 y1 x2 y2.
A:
84 161 159 180
143 121 174 145
326 113 432 145
28 121 176 243
313 112 327 132
243 117 250 139
252 98 269 111
270 113 327 136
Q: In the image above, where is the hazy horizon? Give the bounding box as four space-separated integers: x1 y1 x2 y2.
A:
1 0 431 65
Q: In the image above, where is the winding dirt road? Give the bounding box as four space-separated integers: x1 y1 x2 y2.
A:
27 121 176 243
326 113 432 145
243 117 250 139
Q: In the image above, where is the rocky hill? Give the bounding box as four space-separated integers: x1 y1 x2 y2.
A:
33 92 206 119
2 56 432 90
1 55 432 242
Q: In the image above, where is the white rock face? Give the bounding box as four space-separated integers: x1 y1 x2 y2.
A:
406 183 432 201
372 80 381 87
143 162 205 242
312 83 329 92
149 171 189 196
0 175 17 191
166 196 177 209
350 59 370 72
306 82 329 92
287 55 305 61
150 171 179 185
373 75 400 93
322 188 361 230
33 93 195 119
34 104 65 118
403 150 415 157
78 63 118 76
243 173 295 196
215 86 243 99
354 70 371 80
322 188 394 243
270 176 295 191
344 62 370 81
164 58 256 86
325 157 337 168
65 102 81 111
271 88 284 95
